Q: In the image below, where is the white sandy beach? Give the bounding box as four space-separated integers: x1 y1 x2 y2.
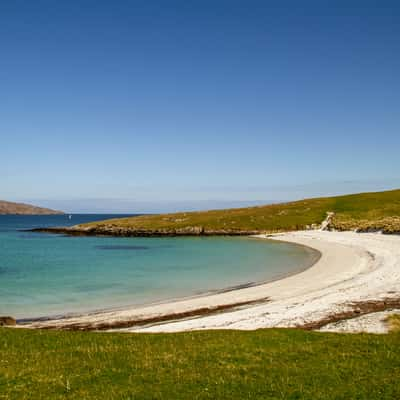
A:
24 231 400 333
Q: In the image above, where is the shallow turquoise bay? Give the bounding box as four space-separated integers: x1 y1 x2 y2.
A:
0 215 318 319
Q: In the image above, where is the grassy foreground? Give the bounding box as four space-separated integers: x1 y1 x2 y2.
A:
1 328 399 399
79 189 400 234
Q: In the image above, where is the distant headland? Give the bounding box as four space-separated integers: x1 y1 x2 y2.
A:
31 188 400 236
0 200 63 215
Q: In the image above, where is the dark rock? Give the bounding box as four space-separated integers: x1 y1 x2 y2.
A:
28 226 262 237
0 316 16 326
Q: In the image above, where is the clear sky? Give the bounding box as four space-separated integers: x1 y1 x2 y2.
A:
1 1 400 213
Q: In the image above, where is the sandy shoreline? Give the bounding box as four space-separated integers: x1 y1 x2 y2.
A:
21 231 400 333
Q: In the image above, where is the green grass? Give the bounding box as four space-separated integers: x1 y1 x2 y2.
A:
79 189 400 234
1 328 399 399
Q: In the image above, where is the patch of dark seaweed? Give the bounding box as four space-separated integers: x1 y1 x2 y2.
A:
95 245 150 251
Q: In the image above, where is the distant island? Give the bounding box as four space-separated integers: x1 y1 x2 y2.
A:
0 200 63 215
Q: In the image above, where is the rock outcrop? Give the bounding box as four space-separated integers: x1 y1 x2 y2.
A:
30 225 262 237
0 316 16 326
320 212 335 231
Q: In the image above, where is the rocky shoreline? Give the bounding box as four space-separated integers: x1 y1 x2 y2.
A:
29 226 262 237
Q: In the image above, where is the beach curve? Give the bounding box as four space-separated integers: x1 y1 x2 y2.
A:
20 231 400 332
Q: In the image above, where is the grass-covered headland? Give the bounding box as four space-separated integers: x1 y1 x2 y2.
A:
1 327 399 399
55 188 400 236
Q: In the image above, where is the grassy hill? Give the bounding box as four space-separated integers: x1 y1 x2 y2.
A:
0 200 63 215
1 327 399 399
75 189 400 235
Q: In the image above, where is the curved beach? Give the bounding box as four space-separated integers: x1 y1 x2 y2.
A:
22 231 400 332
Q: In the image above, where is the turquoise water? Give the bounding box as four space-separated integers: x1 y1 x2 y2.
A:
0 215 318 319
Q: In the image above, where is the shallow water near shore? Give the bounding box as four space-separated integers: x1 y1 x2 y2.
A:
0 215 318 319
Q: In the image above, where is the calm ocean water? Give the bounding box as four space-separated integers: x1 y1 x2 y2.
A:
0 215 318 319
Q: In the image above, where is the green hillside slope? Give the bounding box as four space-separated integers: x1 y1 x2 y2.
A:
76 189 400 235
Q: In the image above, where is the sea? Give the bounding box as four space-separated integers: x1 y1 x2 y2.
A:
0 214 319 319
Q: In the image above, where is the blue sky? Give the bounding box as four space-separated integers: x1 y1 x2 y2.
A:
1 1 400 212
